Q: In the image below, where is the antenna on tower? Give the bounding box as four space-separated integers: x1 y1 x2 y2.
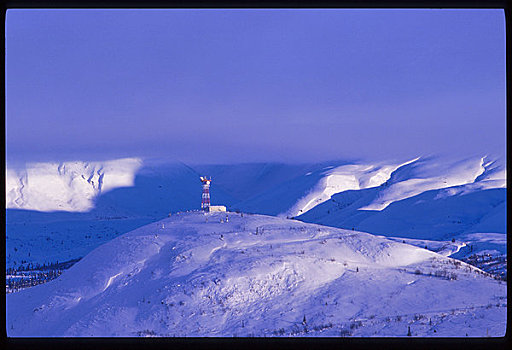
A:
200 176 212 211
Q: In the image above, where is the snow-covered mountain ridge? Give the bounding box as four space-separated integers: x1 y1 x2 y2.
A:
6 212 506 337
280 157 421 217
283 155 505 217
5 155 506 271
6 155 505 216
358 155 504 211
6 158 142 212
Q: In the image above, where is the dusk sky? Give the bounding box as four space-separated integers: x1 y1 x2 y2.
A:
5 9 506 165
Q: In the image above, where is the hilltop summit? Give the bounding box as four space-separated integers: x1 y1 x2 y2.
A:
7 211 506 337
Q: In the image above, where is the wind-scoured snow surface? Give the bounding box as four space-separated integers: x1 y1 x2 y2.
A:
6 158 143 212
297 155 506 238
281 157 420 217
6 212 506 337
5 155 506 270
358 155 504 211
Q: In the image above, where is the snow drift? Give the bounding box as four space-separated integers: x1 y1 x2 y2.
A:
5 155 506 271
6 212 506 337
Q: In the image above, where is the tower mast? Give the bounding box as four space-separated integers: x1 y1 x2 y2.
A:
200 176 211 210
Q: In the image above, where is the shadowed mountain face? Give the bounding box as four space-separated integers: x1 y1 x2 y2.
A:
297 187 506 240
6 161 335 268
4 156 508 338
91 162 239 218
6 161 340 217
5 155 506 269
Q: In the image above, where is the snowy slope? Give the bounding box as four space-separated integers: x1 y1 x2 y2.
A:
280 157 420 217
298 186 506 240
191 162 323 204
297 156 506 238
6 209 155 268
359 155 505 211
6 212 506 337
6 155 504 217
5 160 239 269
6 158 143 212
5 155 506 271
220 155 505 219
5 160 345 269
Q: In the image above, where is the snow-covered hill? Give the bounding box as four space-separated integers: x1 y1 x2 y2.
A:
5 159 239 269
5 155 506 272
5 159 346 269
6 212 506 337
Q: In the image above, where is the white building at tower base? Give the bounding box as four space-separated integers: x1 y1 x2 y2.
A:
207 205 226 213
